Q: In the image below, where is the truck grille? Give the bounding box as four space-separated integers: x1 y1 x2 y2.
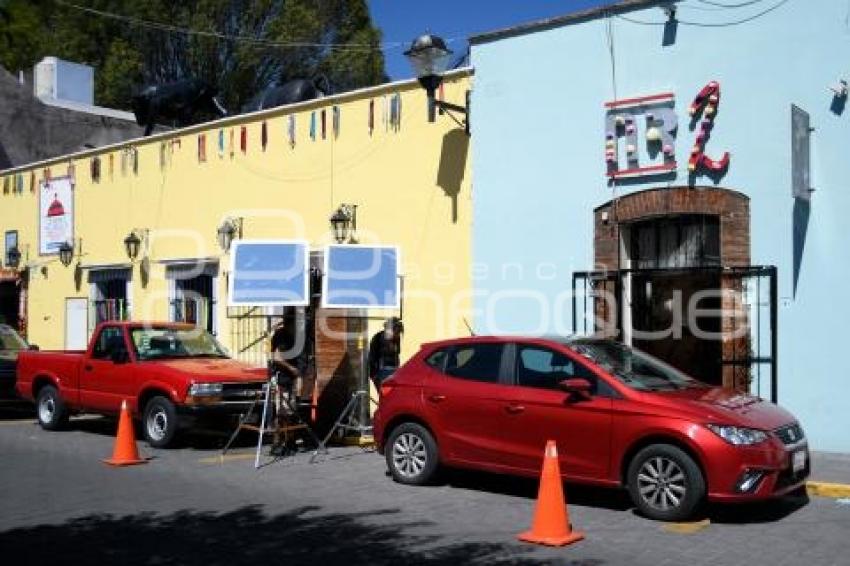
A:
774 423 805 445
220 382 266 403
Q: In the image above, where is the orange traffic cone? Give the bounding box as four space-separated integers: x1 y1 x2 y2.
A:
103 400 147 466
518 440 584 546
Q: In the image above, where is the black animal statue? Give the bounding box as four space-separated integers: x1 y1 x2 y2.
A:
241 75 331 113
132 78 228 136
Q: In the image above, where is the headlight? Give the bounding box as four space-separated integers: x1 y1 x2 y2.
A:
706 424 768 446
188 383 223 397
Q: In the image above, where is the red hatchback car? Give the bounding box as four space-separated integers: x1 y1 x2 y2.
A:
373 336 810 521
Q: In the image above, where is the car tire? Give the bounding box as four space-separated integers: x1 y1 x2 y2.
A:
36 385 69 431
627 443 706 521
385 422 439 486
142 396 178 448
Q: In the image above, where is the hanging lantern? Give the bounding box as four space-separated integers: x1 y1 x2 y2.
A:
58 242 74 268
124 231 142 262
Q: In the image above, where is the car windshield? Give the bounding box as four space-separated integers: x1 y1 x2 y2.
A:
569 339 704 392
0 325 27 352
130 327 228 361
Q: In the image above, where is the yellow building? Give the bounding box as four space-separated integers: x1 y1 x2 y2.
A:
0 70 473 406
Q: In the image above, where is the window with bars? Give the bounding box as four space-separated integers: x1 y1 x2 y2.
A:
167 263 217 335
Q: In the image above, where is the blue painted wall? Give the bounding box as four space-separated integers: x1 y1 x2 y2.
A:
470 0 850 451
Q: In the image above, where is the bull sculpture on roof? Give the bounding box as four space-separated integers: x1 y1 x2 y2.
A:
132 78 228 136
241 75 331 113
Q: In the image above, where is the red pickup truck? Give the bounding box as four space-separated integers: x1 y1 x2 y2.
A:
16 321 268 447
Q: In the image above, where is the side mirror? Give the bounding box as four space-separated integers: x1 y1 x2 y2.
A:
111 349 130 364
28 344 40 351
559 378 592 398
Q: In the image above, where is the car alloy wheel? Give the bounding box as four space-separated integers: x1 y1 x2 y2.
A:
637 456 687 512
146 408 168 442
38 395 55 425
392 432 428 479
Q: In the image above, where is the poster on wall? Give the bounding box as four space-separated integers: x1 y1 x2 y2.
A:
39 176 74 256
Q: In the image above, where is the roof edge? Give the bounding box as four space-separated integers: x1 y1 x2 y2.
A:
469 0 670 46
0 67 474 176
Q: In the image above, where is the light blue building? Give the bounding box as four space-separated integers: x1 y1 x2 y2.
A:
469 0 849 452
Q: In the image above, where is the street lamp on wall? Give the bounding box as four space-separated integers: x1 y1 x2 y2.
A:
404 33 470 134
124 230 144 262
330 204 357 244
58 242 74 268
217 217 243 253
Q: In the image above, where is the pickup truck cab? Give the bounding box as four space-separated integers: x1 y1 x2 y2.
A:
16 321 267 447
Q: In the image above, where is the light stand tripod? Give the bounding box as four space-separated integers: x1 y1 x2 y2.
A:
310 389 378 462
222 373 328 468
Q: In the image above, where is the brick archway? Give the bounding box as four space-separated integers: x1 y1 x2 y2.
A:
591 186 752 390
594 186 750 271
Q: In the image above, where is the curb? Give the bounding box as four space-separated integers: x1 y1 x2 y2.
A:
806 481 850 499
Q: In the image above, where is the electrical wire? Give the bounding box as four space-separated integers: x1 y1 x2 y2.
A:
54 1 405 52
696 0 770 8
605 12 618 100
616 0 791 27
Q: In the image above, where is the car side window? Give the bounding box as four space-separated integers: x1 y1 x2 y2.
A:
91 327 126 360
424 348 448 372
443 343 503 383
515 345 602 394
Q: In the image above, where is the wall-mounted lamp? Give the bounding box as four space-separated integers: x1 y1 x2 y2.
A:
124 229 148 262
404 33 470 134
217 217 243 253
58 242 74 267
330 204 358 244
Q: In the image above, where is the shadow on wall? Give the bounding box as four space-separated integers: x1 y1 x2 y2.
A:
792 197 811 298
437 128 469 224
0 505 558 566
830 94 846 116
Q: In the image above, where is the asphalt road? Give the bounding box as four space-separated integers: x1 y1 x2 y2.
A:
1 401 849 566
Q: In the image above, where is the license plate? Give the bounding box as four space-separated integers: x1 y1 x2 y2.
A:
792 450 807 473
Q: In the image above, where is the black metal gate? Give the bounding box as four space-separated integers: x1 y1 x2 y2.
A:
572 266 778 402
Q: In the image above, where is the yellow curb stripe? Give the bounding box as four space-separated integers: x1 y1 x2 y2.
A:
807 481 850 499
198 452 256 464
0 419 36 426
662 519 710 534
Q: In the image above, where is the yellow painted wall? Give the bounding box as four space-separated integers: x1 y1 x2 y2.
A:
0 71 474 364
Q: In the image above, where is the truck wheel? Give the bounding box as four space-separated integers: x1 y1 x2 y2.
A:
627 444 706 522
142 396 178 448
36 385 68 431
385 422 439 486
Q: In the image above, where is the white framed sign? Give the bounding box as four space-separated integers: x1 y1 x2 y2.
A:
39 176 74 256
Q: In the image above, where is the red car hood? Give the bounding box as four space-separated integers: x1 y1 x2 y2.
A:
652 387 796 430
146 358 266 384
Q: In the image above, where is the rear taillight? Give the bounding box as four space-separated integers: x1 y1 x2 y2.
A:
380 383 395 397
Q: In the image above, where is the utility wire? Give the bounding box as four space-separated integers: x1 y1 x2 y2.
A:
54 0 405 52
696 0 770 8
617 0 791 27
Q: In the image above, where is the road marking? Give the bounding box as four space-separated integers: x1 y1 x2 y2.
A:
662 519 710 534
0 419 36 426
198 452 256 464
807 481 850 499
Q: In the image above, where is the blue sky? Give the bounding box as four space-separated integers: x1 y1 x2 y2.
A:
368 0 610 80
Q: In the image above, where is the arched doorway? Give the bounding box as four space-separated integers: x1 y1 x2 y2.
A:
574 186 775 394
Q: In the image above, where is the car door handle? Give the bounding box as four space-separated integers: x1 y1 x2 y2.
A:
84 364 93 371
505 404 525 414
427 394 446 403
